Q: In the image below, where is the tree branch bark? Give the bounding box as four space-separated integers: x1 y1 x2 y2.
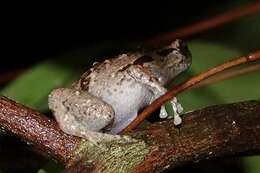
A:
0 96 80 165
0 96 259 172
131 100 260 172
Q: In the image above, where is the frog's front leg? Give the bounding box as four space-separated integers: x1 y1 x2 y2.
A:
160 97 183 125
127 65 183 125
48 88 115 143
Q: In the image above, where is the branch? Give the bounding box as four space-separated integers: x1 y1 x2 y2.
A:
0 96 80 165
0 96 260 172
121 50 260 133
147 1 260 46
131 100 260 173
192 62 260 89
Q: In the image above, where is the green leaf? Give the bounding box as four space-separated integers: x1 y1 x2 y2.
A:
178 40 260 112
1 60 80 111
243 156 260 173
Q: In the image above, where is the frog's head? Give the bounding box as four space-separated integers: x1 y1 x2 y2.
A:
147 39 192 84
157 39 191 70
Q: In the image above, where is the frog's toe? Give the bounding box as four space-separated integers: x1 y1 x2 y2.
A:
159 106 168 118
169 98 183 125
173 114 182 126
175 101 183 114
170 97 183 114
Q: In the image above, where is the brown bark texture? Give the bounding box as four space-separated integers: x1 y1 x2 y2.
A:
0 96 80 165
0 96 259 172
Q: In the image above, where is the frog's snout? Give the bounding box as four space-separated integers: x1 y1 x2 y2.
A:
168 39 192 66
178 40 192 64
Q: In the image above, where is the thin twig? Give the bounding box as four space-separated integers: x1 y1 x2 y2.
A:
193 62 260 88
121 50 260 133
147 1 260 46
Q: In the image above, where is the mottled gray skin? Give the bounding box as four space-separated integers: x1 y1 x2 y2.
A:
48 39 191 142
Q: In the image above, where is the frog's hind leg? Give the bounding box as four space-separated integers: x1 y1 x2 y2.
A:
48 88 116 143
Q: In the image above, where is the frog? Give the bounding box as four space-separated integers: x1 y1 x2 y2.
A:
48 39 192 143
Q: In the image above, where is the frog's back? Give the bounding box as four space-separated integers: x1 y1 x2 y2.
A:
91 53 140 78
74 53 141 93
72 53 153 133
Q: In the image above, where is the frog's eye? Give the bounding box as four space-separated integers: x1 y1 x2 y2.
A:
178 41 192 59
134 55 154 65
156 48 177 57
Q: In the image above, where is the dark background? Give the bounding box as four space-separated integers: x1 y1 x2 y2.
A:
1 1 258 172
3 1 227 71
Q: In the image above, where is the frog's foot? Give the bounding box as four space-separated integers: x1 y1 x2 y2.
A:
159 97 183 126
77 131 127 146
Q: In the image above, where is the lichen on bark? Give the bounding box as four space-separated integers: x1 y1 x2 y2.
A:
71 136 150 173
